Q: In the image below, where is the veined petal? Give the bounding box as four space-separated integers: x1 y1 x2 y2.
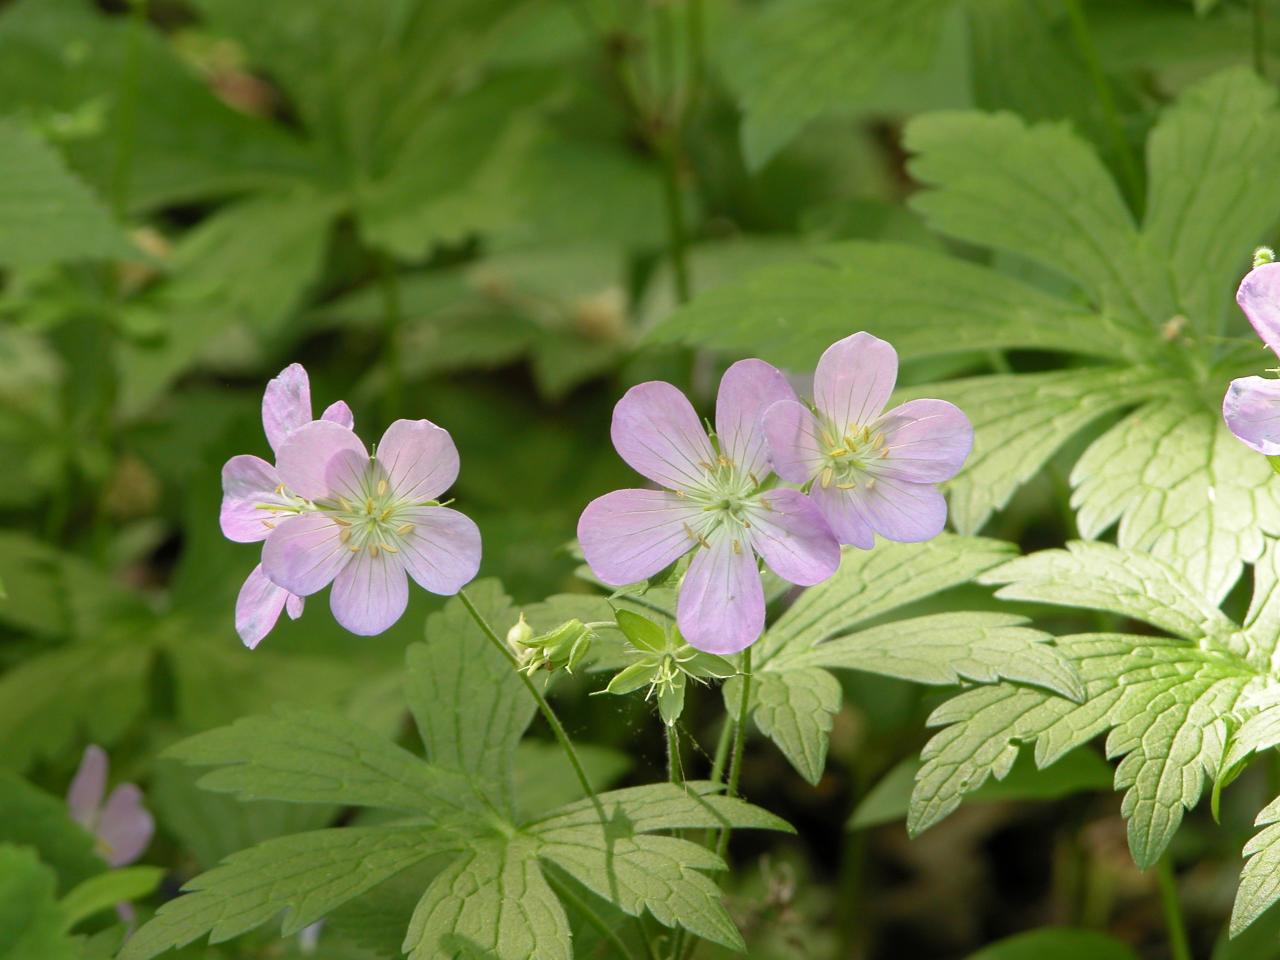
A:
276 420 369 502
261 513 351 597
810 482 874 549
321 400 355 429
611 381 715 491
263 363 312 455
814 332 898 435
1224 376 1280 455
762 400 825 484
746 488 840 586
578 489 700 585
715 359 796 480
854 475 948 544
395 506 482 595
376 419 459 503
96 784 153 867
1238 262 1280 354
286 593 305 620
676 529 765 654
220 455 286 543
330 549 409 636
67 745 107 827
872 398 973 482
235 564 291 649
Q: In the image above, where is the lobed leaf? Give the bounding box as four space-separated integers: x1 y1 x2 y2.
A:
1233 795 1280 936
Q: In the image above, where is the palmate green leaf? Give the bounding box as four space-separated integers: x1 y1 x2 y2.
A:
1233 795 1280 936
719 0 956 168
59 867 164 930
911 541 1280 871
0 772 104 892
0 846 77 960
723 536 1075 784
0 120 132 268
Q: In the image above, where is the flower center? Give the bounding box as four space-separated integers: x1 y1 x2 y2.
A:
682 454 760 549
817 420 887 490
320 467 417 558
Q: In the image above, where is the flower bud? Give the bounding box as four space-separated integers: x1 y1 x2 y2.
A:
506 613 534 654
521 619 595 675
1256 246 1277 268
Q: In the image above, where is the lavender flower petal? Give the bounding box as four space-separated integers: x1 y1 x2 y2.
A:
235 564 292 649
329 549 410 635
376 420 460 503
715 359 796 479
814 332 898 434
872 398 974 483
611 382 716 491
97 783 153 867
856 475 948 543
578 489 700 585
762 399 826 484
747 488 840 586
262 513 352 597
1224 376 1280 455
676 530 765 654
394 506 482 596
810 482 875 549
67 745 107 828
321 400 354 429
262 363 313 455
286 594 305 619
220 455 287 543
1238 262 1280 354
276 420 369 501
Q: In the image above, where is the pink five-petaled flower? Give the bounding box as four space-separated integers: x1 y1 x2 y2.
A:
1224 262 1280 453
66 745 153 868
260 418 482 636
220 364 354 648
577 360 841 655
763 332 973 547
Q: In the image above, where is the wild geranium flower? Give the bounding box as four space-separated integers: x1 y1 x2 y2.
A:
220 364 354 648
763 332 973 547
67 745 153 867
1225 258 1280 454
577 359 840 655
260 418 482 636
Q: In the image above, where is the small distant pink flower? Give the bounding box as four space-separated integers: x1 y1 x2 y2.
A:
577 360 840 655
67 745 153 868
763 332 972 548
220 364 354 648
261 418 482 636
1225 263 1280 454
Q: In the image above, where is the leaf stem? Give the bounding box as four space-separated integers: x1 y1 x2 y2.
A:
709 713 733 784
457 590 603 818
377 252 403 425
546 870 638 960
1154 855 1192 960
1256 0 1268 80
1062 0 1142 214
659 137 692 305
716 647 752 860
666 724 683 785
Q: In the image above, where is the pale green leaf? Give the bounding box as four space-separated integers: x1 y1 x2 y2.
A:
0 120 132 267
59 867 163 930
0 846 76 960
981 541 1239 643
512 742 630 822
928 367 1166 534
644 242 1125 369
1233 794 1280 936
722 668 840 786
166 706 480 818
406 582 533 814
528 782 793 836
120 828 451 960
1243 539 1280 664
720 0 954 168
796 612 1083 701
1071 400 1280 605
403 837 570 960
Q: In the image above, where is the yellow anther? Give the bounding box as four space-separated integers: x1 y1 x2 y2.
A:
742 519 751 528
820 467 834 488
675 489 686 498
380 508 394 521
365 497 375 514
397 523 415 536
274 483 286 496
829 446 848 457
333 516 350 526
262 519 275 529
350 544 362 553
865 477 876 490
872 432 885 450
339 527 352 543
377 479 388 496
837 482 857 490
732 539 742 555
860 425 871 441
879 448 890 458
369 544 381 558
381 543 399 554
338 497 353 512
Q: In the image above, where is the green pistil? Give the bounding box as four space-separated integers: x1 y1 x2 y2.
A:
818 420 888 491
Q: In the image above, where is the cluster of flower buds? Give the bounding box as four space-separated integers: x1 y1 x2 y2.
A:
506 615 595 676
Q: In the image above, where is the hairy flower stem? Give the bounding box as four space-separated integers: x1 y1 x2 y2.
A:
546 871 638 960
1062 0 1142 214
457 590 604 820
1155 856 1192 960
716 646 752 861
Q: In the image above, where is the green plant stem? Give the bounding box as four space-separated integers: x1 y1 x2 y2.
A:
1062 0 1142 213
684 0 706 124
715 647 752 860
458 590 603 818
666 724 683 785
1256 0 1268 80
709 715 733 784
659 138 692 305
1155 856 1192 960
547 871 638 960
377 252 403 425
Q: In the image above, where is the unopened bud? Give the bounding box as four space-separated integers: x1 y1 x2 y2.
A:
506 613 534 654
521 619 595 675
1256 246 1276 269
